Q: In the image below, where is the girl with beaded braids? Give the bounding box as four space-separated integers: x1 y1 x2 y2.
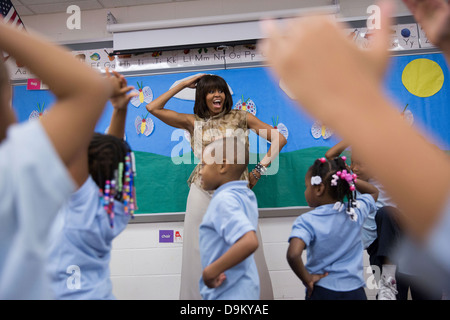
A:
46 70 139 300
287 157 378 300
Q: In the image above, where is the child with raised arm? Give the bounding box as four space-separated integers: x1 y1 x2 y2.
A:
287 157 378 300
326 141 403 299
47 71 138 300
0 20 117 299
199 136 260 300
262 0 450 297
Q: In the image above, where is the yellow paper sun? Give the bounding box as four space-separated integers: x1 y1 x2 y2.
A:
402 58 444 98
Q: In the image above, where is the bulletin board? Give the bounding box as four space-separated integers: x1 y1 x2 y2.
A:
11 53 450 216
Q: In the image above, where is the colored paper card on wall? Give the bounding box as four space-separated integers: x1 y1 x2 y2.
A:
159 230 174 243
27 78 48 90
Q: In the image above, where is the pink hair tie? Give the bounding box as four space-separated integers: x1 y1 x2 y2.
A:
341 156 347 161
319 157 326 163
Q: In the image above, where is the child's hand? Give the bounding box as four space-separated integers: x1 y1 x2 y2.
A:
304 272 329 298
106 68 137 109
260 1 394 124
402 0 450 51
202 266 227 288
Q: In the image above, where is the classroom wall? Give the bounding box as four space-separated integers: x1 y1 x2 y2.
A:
19 0 411 43
110 216 378 300
15 0 405 300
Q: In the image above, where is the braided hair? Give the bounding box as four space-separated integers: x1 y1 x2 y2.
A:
88 133 136 226
309 157 358 220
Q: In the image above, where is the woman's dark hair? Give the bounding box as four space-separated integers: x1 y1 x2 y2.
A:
193 75 233 118
88 133 132 201
308 157 356 207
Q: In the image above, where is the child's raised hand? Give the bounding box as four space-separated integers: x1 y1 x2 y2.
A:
402 0 450 52
106 68 137 109
259 1 394 124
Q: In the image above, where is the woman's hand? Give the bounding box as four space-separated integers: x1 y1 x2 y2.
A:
248 169 261 189
182 73 206 89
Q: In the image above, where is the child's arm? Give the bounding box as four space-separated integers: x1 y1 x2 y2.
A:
67 71 132 188
286 237 328 298
202 230 258 288
0 21 114 166
325 140 349 160
0 65 16 142
106 70 137 139
261 3 450 241
402 0 450 64
355 179 379 202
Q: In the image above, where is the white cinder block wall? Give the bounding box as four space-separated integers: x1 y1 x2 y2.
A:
110 216 377 300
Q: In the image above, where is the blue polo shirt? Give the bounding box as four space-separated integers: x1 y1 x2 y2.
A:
395 194 450 293
199 180 259 300
0 120 75 299
47 176 130 299
360 178 397 249
289 194 376 292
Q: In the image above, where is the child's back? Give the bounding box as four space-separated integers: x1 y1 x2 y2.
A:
290 193 376 292
199 180 259 300
287 157 378 299
46 80 137 299
0 20 113 299
0 120 75 299
47 176 131 299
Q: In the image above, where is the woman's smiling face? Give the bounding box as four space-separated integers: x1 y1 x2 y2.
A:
205 88 225 116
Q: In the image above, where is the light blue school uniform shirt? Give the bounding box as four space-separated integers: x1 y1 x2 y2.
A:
394 194 450 293
199 180 260 300
0 120 75 299
360 178 397 249
47 176 130 299
289 194 376 292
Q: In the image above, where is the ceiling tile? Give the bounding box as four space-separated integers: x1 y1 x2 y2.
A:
19 0 75 5
11 0 24 6
98 0 173 8
12 5 35 16
27 1 103 14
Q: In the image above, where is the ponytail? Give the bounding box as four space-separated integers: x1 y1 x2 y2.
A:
309 156 359 221
88 133 136 227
